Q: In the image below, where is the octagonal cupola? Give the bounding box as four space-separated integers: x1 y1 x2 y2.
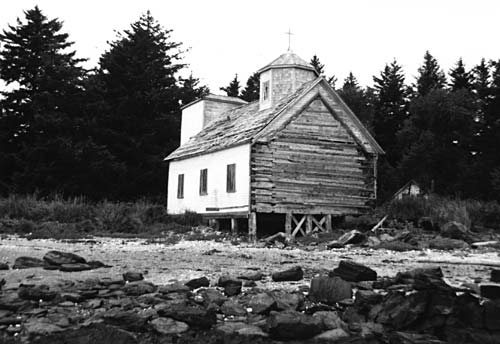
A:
257 51 318 110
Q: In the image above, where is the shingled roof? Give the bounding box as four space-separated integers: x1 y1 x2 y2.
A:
165 78 319 161
257 51 317 74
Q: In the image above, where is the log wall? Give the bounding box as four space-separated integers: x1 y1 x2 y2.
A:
250 98 376 215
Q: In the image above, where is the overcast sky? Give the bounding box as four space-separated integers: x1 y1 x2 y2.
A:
1 0 500 93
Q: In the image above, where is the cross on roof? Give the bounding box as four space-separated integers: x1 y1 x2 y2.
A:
285 29 293 51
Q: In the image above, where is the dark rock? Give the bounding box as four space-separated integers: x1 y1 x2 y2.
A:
249 293 277 314
271 290 304 311
272 266 303 282
157 303 216 329
61 293 84 303
0 263 8 270
224 282 242 297
491 269 500 283
12 256 45 269
355 290 383 309
216 322 268 337
480 283 500 300
454 293 483 328
24 319 63 336
243 280 257 287
185 276 210 289
32 323 138 344
150 317 189 335
158 281 190 294
123 271 144 282
429 236 469 250
18 284 59 301
312 311 344 330
331 260 377 282
309 276 352 305
314 328 350 342
87 260 110 269
267 310 323 340
221 300 247 316
99 277 125 287
43 250 87 266
59 263 92 272
199 288 227 307
101 309 151 332
238 271 263 281
123 281 156 296
0 292 32 311
372 290 428 330
441 221 473 242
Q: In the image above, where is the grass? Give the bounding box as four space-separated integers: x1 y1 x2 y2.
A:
0 194 205 240
383 195 500 231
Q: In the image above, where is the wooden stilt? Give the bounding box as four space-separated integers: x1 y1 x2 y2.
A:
325 214 332 232
285 213 292 240
306 215 313 234
248 212 257 242
231 218 239 236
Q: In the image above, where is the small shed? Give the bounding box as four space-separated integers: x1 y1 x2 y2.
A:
165 51 384 240
392 180 424 200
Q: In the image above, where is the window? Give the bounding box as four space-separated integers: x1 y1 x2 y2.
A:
262 81 269 101
199 168 208 195
177 174 184 199
226 164 236 193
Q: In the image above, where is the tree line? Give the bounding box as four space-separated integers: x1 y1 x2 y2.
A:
0 7 208 201
1 7 499 203
221 54 500 202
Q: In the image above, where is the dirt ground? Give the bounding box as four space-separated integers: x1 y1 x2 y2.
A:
1 236 499 290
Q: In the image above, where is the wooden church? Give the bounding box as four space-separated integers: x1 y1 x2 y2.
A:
165 51 384 240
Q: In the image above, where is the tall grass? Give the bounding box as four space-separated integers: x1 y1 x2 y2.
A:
384 195 500 231
0 194 203 238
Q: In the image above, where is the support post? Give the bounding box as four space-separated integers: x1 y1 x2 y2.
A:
306 215 313 234
325 214 332 232
248 212 257 242
209 219 220 231
231 218 239 236
285 212 292 240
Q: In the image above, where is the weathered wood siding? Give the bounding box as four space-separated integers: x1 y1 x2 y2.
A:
251 98 376 214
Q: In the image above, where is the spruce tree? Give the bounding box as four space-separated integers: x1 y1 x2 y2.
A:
337 72 373 129
179 74 209 106
240 72 260 102
0 6 88 195
415 51 446 97
484 60 500 197
220 74 241 97
90 11 200 199
449 58 473 91
310 55 325 75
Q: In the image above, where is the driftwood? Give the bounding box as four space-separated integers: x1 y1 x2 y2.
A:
416 258 500 268
371 215 388 232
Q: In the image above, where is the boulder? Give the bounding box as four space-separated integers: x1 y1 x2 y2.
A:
224 280 242 296
216 322 268 337
158 303 216 329
158 282 190 294
249 293 277 314
185 276 210 289
441 221 472 242
0 263 8 270
271 291 304 311
13 256 45 269
372 291 428 330
309 276 352 305
312 311 344 330
480 283 500 300
483 299 500 330
123 271 144 282
59 263 92 272
221 300 247 316
32 323 138 344
272 266 303 282
123 281 156 296
150 317 189 335
87 260 110 269
238 271 263 281
429 236 469 250
101 310 151 332
313 328 350 342
419 217 437 231
18 284 59 301
199 288 227 307
267 310 323 340
24 319 63 337
330 260 377 282
43 250 87 266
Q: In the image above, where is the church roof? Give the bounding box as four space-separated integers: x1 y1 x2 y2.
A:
257 51 318 74
165 77 384 161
